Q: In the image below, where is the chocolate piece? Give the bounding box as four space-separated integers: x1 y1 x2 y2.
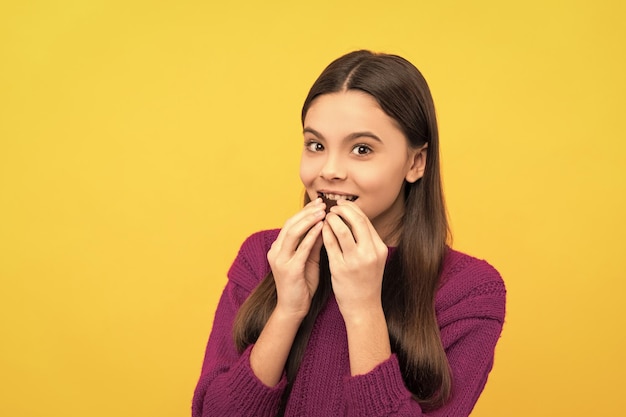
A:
321 196 354 238
322 196 338 214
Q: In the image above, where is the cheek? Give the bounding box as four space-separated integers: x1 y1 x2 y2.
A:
356 170 406 208
356 170 392 193
299 156 317 186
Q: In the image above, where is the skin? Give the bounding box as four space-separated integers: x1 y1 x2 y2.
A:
250 90 427 386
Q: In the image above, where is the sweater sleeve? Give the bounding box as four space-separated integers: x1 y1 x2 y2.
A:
344 260 506 417
191 231 287 417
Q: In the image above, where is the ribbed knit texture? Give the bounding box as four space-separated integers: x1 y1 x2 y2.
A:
192 229 506 417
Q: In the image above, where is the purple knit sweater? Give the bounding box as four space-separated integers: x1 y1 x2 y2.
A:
192 229 506 417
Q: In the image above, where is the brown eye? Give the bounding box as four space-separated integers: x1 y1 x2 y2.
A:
352 144 372 155
305 141 324 152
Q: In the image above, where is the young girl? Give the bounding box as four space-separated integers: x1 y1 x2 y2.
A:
192 50 506 417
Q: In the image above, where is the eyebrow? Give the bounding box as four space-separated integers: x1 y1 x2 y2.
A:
303 127 383 143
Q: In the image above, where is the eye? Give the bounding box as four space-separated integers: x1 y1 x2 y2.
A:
305 141 324 152
351 144 372 155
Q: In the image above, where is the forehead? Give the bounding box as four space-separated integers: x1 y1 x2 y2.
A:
303 91 403 137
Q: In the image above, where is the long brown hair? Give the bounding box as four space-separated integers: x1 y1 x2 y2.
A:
233 50 451 411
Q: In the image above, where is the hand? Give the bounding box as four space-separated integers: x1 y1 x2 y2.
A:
321 200 389 322
267 198 326 320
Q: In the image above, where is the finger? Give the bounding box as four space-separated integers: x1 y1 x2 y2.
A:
282 209 326 255
293 221 324 263
340 200 383 243
332 202 372 243
321 221 344 267
335 201 388 257
273 198 325 251
324 212 357 254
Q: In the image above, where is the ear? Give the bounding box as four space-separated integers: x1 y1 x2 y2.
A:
405 144 428 183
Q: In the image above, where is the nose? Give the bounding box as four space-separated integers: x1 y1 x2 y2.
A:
319 153 346 180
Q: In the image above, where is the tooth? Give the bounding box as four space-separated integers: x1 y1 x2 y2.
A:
321 193 357 201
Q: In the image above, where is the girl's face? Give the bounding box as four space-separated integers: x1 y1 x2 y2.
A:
300 90 427 244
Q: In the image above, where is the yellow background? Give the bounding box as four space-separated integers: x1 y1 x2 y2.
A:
1 1 624 416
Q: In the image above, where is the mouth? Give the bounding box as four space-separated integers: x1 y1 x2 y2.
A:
318 192 358 213
317 192 358 202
